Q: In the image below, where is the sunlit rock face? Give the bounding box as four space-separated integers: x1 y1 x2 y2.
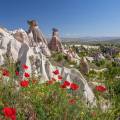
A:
65 48 80 63
93 53 105 61
48 28 64 52
0 27 96 106
12 29 51 57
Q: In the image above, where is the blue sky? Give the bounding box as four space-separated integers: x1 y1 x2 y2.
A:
0 0 120 37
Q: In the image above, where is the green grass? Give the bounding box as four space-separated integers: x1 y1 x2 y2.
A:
0 54 120 120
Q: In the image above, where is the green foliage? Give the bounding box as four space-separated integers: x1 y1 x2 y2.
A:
1 52 120 120
94 60 106 67
52 52 64 62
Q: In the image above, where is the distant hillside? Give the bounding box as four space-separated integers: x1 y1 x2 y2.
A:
61 37 120 42
61 37 120 44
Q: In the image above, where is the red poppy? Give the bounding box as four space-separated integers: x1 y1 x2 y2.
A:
22 64 28 70
10 115 16 120
24 72 30 78
47 80 54 85
63 81 70 86
2 69 10 77
68 99 76 105
91 111 96 117
60 81 70 89
3 107 16 120
51 77 56 81
60 84 67 89
20 80 29 87
95 85 106 92
53 69 59 75
32 80 38 84
58 75 62 80
15 71 19 76
70 83 79 90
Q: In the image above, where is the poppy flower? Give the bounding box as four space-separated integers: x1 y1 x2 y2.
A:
68 99 76 105
53 69 59 75
91 111 96 117
60 81 70 89
2 69 10 77
20 80 29 87
51 77 56 81
22 64 28 70
70 83 79 90
3 107 16 120
63 81 70 86
15 71 19 76
58 75 62 80
32 80 38 84
95 85 106 92
60 84 67 89
10 115 16 120
24 72 30 78
47 80 54 85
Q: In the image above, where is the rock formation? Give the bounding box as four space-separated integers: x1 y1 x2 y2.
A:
0 27 96 106
48 28 64 52
80 57 90 74
93 53 105 61
66 48 80 62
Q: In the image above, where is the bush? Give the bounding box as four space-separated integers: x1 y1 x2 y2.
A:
94 60 106 67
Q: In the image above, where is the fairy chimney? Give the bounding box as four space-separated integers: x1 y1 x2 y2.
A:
48 28 64 52
80 57 90 74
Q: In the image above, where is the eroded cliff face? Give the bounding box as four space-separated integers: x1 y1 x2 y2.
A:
0 27 96 106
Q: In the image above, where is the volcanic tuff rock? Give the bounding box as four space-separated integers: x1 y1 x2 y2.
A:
48 28 64 52
80 57 90 74
0 27 96 106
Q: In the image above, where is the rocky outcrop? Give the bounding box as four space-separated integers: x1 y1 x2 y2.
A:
12 29 51 57
0 27 96 106
66 48 80 63
48 28 64 52
93 53 105 61
80 57 90 74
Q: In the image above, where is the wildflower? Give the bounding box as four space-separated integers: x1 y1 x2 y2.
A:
47 80 54 85
32 79 38 84
70 83 79 90
60 84 66 88
10 115 16 120
20 80 29 87
53 69 59 75
15 71 19 76
24 72 30 78
95 85 106 92
80 112 84 116
22 64 28 69
68 99 76 105
51 77 56 81
3 107 16 120
2 69 10 77
58 75 62 80
91 111 96 117
63 81 70 86
60 81 70 89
